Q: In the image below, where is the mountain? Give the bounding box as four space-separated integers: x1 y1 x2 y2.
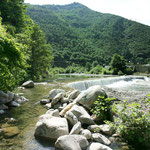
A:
26 2 150 67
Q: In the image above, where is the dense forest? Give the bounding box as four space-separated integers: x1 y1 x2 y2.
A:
26 2 150 67
0 0 53 91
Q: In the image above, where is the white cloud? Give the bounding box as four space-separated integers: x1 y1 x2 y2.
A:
24 0 150 26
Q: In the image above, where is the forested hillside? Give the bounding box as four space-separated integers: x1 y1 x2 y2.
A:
0 0 53 91
26 3 150 67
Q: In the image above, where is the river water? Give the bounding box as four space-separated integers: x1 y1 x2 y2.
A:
0 75 150 150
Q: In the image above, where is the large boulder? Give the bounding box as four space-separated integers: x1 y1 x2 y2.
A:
34 115 69 140
49 89 65 100
74 85 106 109
89 142 112 150
55 135 89 150
22 80 34 88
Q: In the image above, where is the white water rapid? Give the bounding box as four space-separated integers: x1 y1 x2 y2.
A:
67 76 150 91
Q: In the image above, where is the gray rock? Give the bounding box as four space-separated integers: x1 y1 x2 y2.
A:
80 129 92 140
49 89 65 100
45 103 52 109
55 135 89 150
0 91 14 104
79 115 95 125
22 80 34 88
88 125 101 133
15 96 29 104
68 90 81 100
99 124 113 135
92 133 111 145
51 93 64 106
35 116 69 140
74 85 106 109
46 109 59 117
67 104 94 125
89 142 112 150
65 111 78 126
70 122 81 135
10 101 20 107
61 97 70 103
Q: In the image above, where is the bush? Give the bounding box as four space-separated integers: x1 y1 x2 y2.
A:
89 65 103 74
102 67 112 75
124 67 134 75
109 98 150 149
91 96 115 122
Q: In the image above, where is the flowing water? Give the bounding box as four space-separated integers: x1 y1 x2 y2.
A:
67 75 150 91
0 75 150 150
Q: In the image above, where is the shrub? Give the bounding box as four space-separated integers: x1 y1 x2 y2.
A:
91 96 115 122
89 65 103 74
109 98 150 149
124 67 134 75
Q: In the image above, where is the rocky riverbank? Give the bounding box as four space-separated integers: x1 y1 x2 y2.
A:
34 85 137 150
0 81 34 114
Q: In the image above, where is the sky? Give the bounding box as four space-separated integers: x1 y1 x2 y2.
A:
24 0 150 26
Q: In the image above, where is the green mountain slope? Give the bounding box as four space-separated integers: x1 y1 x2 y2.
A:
26 2 150 67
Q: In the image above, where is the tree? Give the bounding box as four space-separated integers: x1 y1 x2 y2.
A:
110 53 126 74
0 0 27 30
0 18 27 91
29 24 53 80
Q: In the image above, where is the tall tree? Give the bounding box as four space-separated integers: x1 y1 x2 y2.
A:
29 24 53 80
110 53 126 74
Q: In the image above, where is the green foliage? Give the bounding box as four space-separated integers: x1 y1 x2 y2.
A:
0 19 27 91
0 0 27 31
110 54 133 75
50 67 66 75
27 3 150 67
29 24 53 80
91 96 115 121
110 54 127 74
109 99 150 149
102 67 112 75
89 65 103 74
0 2 54 91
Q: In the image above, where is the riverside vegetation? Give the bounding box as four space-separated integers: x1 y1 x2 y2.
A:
91 96 150 150
0 0 53 92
